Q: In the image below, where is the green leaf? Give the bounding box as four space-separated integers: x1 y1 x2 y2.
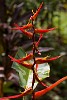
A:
12 47 30 88
26 70 38 89
37 63 50 79
11 47 50 89
26 63 50 89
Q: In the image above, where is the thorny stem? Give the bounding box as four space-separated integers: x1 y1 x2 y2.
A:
32 20 36 100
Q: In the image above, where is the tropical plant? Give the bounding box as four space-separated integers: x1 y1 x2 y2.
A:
0 2 67 100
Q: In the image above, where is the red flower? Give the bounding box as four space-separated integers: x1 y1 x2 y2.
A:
8 55 33 69
34 76 67 99
11 23 56 39
35 27 56 33
11 23 33 30
8 53 33 62
12 23 33 38
35 55 61 64
35 34 43 47
30 2 43 20
20 23 33 29
0 87 32 100
20 29 33 38
8 55 61 69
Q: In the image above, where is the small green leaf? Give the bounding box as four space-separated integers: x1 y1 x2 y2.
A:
37 63 50 79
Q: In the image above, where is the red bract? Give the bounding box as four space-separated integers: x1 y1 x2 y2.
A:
35 34 43 47
19 53 33 62
8 53 33 62
35 27 56 33
30 2 43 20
11 23 33 30
8 55 33 69
20 29 33 38
18 53 33 61
34 76 67 99
8 55 61 69
9 53 33 62
12 24 56 39
35 64 38 71
21 23 33 29
12 23 33 38
0 88 32 100
35 55 61 64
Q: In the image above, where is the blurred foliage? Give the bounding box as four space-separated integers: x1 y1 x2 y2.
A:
0 0 67 99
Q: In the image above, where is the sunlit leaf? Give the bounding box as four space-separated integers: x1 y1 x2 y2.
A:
37 63 50 79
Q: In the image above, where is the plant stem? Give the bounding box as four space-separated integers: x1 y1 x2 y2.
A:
32 20 36 100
